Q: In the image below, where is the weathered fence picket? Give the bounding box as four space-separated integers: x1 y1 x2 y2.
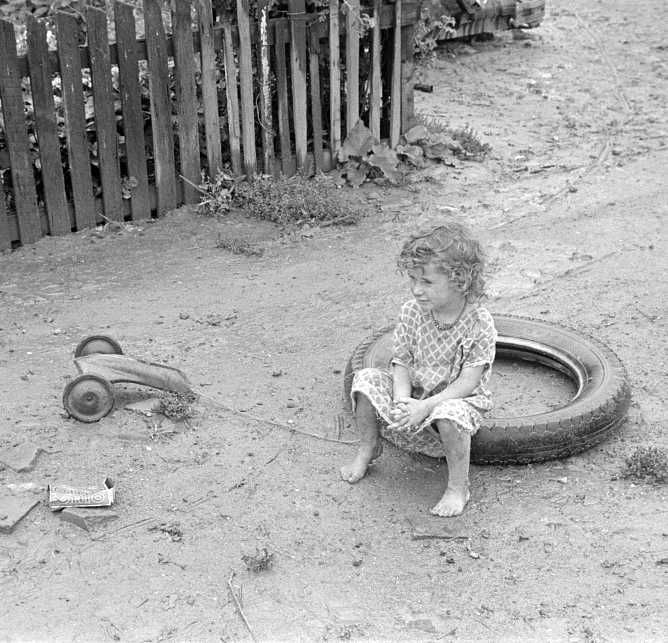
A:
144 0 178 214
370 0 382 140
274 19 292 176
197 0 222 178
257 7 275 175
0 182 9 250
289 0 308 171
236 0 257 176
345 0 359 134
308 23 324 172
328 0 341 159
55 11 96 231
0 0 423 248
222 19 242 176
114 2 151 220
27 16 70 235
0 19 41 244
173 0 200 204
390 0 402 147
88 7 124 222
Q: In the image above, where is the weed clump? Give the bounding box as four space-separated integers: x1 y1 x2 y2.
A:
242 547 275 573
620 446 667 484
198 172 361 225
233 174 361 226
158 390 198 420
415 114 492 161
449 125 492 160
199 172 361 226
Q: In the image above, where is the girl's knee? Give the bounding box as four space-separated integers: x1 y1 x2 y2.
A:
435 419 469 443
435 419 457 435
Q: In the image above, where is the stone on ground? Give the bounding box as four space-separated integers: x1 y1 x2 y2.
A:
0 491 41 534
0 444 44 473
60 508 119 531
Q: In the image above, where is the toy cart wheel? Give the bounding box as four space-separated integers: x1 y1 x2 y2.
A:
74 335 123 358
63 374 114 423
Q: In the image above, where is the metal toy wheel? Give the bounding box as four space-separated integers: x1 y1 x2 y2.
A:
74 335 123 358
63 374 114 423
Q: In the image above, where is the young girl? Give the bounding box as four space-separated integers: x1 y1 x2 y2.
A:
341 221 497 517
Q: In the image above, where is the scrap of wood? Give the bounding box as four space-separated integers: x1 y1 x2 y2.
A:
228 572 257 642
411 531 469 541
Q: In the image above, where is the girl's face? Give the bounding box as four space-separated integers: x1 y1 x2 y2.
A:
408 262 464 314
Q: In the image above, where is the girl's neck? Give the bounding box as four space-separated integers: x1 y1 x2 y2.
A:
432 296 468 325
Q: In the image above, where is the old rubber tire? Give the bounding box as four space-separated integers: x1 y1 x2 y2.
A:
74 335 123 358
63 374 114 423
343 315 631 465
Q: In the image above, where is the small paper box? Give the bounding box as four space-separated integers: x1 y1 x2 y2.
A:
48 478 115 511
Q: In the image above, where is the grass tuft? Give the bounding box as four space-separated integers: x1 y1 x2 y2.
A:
620 446 667 484
232 174 361 226
241 547 275 573
158 390 198 420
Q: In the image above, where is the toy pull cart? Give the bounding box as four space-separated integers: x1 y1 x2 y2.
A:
63 336 192 422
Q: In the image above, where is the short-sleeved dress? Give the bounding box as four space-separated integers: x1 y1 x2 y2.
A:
350 299 497 457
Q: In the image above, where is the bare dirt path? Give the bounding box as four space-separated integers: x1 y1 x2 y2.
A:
1 0 666 640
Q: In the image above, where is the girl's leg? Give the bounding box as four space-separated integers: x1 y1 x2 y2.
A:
340 393 383 483
431 419 471 517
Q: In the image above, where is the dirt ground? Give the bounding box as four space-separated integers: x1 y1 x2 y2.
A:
1 0 667 640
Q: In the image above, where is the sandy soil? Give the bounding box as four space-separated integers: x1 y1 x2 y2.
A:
1 0 666 640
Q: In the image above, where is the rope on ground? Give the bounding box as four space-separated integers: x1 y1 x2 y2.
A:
197 391 359 446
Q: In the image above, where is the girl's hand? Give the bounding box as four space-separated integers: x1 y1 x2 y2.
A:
388 397 431 430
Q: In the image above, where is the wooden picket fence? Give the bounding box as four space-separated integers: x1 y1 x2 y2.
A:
0 0 419 249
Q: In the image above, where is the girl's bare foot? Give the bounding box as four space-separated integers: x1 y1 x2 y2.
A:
430 486 470 517
340 443 383 483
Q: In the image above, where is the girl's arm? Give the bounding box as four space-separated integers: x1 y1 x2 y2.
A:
392 363 412 401
423 365 485 412
392 365 486 429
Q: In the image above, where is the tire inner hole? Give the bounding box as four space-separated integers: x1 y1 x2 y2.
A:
490 357 577 417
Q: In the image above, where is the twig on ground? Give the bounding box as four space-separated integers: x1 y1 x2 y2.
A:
264 449 283 465
179 174 211 197
411 532 470 541
228 571 257 642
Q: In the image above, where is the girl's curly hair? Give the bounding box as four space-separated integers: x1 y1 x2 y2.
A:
397 221 486 300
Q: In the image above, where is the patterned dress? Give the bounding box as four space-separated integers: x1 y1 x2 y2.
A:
350 299 497 457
